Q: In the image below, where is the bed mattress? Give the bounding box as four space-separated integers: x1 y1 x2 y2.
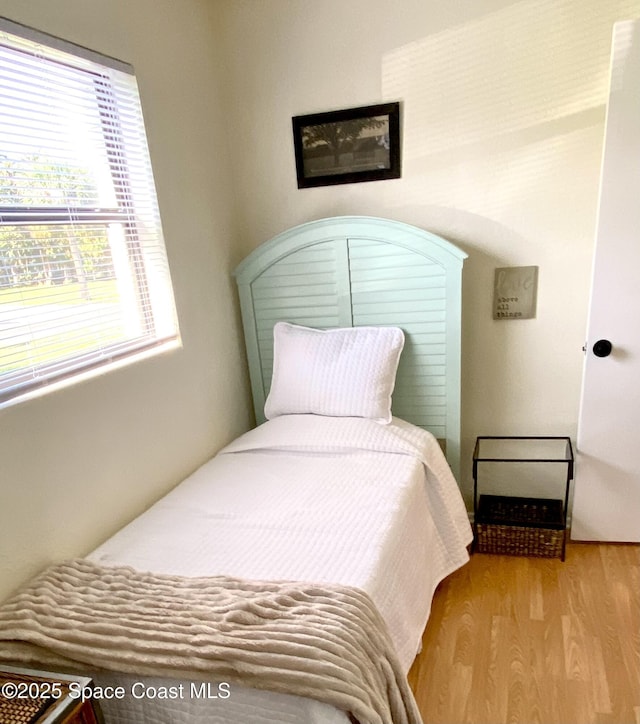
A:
85 414 472 723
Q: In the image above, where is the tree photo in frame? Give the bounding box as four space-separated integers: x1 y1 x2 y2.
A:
292 102 401 188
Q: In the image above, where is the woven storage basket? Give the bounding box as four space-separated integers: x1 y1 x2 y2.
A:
0 672 64 723
475 494 564 558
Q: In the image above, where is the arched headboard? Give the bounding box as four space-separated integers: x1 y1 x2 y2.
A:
233 216 467 480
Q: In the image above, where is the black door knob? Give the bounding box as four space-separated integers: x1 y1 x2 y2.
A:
593 339 612 357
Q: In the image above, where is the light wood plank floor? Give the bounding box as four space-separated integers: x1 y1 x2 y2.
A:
408 543 640 724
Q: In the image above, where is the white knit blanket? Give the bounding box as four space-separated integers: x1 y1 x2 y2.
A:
0 559 422 724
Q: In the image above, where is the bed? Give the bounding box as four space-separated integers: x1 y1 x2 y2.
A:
234 216 467 480
0 216 472 724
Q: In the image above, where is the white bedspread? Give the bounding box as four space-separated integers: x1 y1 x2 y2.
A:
85 415 471 724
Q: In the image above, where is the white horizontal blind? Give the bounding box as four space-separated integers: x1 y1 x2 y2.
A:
0 19 179 404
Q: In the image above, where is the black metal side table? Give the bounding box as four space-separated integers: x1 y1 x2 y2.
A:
472 436 574 560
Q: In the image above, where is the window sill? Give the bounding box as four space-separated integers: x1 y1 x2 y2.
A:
0 337 182 411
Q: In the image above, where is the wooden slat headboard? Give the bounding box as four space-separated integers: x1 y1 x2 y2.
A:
233 216 467 480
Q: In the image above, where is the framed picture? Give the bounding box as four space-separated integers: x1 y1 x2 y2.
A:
292 102 401 188
493 266 539 320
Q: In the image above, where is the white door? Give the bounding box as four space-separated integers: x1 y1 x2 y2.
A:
571 19 640 542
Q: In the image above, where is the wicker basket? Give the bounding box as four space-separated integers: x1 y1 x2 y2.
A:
0 672 63 723
475 494 565 558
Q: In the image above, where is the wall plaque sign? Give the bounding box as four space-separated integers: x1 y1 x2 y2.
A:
493 266 538 320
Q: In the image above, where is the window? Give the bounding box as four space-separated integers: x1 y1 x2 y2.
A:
0 18 180 406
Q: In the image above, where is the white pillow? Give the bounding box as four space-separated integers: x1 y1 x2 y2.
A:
264 322 405 424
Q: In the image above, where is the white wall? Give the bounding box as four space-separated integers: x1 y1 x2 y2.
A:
216 0 640 504
0 0 253 600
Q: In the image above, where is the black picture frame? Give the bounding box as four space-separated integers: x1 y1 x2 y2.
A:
292 102 401 188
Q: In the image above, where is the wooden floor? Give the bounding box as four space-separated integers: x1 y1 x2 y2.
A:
408 543 640 724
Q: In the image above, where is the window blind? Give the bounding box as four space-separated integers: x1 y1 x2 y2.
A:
0 19 180 405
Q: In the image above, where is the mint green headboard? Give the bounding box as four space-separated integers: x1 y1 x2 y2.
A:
233 216 467 480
